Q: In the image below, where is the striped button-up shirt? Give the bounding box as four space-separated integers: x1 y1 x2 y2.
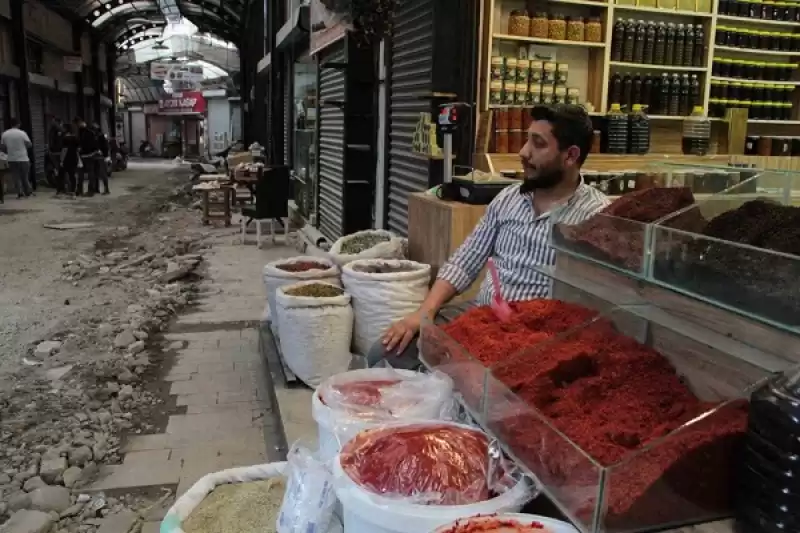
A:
438 180 610 305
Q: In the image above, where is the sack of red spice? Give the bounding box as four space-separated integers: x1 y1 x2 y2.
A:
327 230 407 267
263 256 341 333
342 259 431 355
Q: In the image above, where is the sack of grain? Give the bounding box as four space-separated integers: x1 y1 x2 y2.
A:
262 256 340 330
276 281 354 387
342 259 431 355
327 230 406 266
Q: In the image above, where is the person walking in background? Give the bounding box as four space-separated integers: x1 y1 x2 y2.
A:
92 123 110 195
74 117 98 197
0 118 33 198
48 116 65 193
60 123 80 197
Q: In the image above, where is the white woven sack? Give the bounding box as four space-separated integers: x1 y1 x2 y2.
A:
342 259 431 355
262 256 341 331
327 230 406 266
276 281 354 387
160 461 286 533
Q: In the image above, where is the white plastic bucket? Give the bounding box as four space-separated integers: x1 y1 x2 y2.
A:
430 514 578 533
312 369 454 461
333 423 532 533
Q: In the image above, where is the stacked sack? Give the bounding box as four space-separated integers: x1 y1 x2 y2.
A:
327 230 406 267
262 256 341 330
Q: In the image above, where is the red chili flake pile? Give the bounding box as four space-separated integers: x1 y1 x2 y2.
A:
275 260 330 272
340 424 496 505
437 515 546 533
440 299 747 529
557 187 700 270
319 379 402 408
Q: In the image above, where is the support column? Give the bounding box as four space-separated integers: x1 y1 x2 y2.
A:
107 44 116 136
91 35 102 124
239 46 250 145
251 0 266 147
72 23 85 120
10 0 31 133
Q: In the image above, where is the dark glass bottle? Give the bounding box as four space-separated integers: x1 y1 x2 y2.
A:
658 73 670 115
643 22 656 64
633 20 647 63
632 74 643 105
674 24 686 66
628 104 651 154
642 75 654 110
693 24 705 67
669 73 681 116
654 22 667 65
679 74 690 116
622 74 634 110
623 19 637 62
683 24 695 67
665 23 676 66
611 18 626 61
689 74 701 110
609 72 623 104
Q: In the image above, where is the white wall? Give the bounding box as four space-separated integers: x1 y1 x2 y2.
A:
131 111 147 152
230 101 242 142
207 98 231 155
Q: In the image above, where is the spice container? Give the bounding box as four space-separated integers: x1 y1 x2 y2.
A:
517 59 530 83
549 13 567 40
541 84 555 104
586 17 603 42
502 82 515 105
556 63 569 85
490 81 504 105
508 10 531 37
542 61 557 84
554 86 568 104
514 83 528 105
509 107 523 130
505 57 518 84
531 12 549 39
508 130 524 153
495 107 509 129
567 88 581 104
490 57 505 81
567 17 585 42
494 130 509 153
529 60 544 83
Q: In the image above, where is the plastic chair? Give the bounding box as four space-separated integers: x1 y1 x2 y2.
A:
240 165 291 248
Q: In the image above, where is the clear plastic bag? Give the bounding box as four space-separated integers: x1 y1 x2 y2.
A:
277 443 336 533
337 422 522 506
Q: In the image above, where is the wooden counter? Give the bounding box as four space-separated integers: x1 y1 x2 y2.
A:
407 192 488 302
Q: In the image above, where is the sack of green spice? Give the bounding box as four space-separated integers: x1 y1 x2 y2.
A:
342 259 432 355
327 230 406 266
276 281 354 387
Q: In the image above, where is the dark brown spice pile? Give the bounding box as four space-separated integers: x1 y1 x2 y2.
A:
352 262 418 274
275 260 330 272
283 283 344 298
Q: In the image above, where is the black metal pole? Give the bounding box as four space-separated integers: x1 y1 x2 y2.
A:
10 0 31 133
91 35 102 124
72 23 85 120
107 44 116 136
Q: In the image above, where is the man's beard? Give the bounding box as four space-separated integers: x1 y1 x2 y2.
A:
519 163 565 193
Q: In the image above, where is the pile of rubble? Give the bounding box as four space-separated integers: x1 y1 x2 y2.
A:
1 235 207 533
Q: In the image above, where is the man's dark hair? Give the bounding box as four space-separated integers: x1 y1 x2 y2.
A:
10 118 20 128
530 104 593 165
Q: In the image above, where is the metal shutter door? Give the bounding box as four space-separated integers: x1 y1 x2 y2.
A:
317 44 346 242
387 0 434 237
29 88 46 180
284 65 292 165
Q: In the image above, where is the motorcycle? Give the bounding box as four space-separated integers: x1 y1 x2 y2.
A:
139 140 154 157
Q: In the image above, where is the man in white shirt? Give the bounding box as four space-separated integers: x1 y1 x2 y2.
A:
0 118 33 198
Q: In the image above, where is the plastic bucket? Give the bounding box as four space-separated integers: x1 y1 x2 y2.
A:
333 423 532 533
430 514 578 533
312 368 454 461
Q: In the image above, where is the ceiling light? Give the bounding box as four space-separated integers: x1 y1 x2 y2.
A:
93 10 100 16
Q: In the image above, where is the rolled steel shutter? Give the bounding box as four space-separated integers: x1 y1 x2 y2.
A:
317 43 346 242
387 0 435 237
29 88 46 179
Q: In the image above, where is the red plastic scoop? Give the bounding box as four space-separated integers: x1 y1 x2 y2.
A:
487 258 512 322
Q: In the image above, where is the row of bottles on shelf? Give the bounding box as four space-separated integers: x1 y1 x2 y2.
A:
609 73 702 117
607 105 711 155
611 20 705 68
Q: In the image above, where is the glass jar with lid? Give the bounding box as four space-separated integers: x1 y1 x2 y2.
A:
549 13 567 40
530 12 549 38
508 10 531 36
585 16 603 42
505 57 518 83
566 17 585 41
490 81 504 105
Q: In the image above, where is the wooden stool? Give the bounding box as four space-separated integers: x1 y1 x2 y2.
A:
197 187 232 226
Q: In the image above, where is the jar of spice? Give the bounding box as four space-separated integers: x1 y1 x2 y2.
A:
567 88 581 104
543 61 557 83
490 81 504 105
556 63 569 85
509 130 524 153
566 17 585 41
515 83 528 105
505 58 518 83
509 107 523 130
516 59 530 83
530 60 544 83
549 13 567 41
495 107 509 129
541 84 555 104
495 130 509 153
508 10 531 37
523 110 533 130
554 86 567 103
502 82 515 105
585 16 603 42
531 12 549 39
490 56 505 81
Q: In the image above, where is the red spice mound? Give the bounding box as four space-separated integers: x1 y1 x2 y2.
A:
275 260 330 272
439 299 748 528
339 424 495 505
319 379 402 408
437 516 546 533
557 187 699 270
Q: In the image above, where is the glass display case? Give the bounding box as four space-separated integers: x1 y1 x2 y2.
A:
650 170 800 333
419 290 771 533
291 55 317 220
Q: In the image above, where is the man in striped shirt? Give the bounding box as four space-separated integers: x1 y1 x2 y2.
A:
367 104 610 369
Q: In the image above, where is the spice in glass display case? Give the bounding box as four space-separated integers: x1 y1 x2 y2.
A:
586 16 603 43
531 11 549 39
509 10 530 36
566 17 585 42
490 56 505 81
549 13 567 41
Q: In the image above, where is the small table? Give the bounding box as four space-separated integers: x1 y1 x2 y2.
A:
193 184 233 226
198 173 229 183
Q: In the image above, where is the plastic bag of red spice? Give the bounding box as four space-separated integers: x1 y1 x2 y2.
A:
337 422 523 505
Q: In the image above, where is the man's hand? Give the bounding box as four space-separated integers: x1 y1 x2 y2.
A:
382 311 425 355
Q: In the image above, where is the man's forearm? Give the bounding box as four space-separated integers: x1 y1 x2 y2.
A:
418 279 458 319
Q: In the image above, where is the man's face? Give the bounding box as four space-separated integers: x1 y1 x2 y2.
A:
518 120 577 192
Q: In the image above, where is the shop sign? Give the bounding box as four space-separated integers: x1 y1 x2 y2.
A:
143 103 160 115
151 62 204 82
158 91 206 114
63 56 83 73
310 0 349 56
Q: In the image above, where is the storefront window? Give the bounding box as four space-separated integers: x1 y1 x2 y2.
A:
292 54 317 219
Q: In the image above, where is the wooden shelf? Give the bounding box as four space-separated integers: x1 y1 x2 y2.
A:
710 117 800 124
710 76 800 86
492 33 607 47
714 45 800 56
551 0 610 6
717 14 800 27
610 61 707 72
613 4 713 17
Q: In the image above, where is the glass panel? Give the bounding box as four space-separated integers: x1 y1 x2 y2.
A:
292 55 317 220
